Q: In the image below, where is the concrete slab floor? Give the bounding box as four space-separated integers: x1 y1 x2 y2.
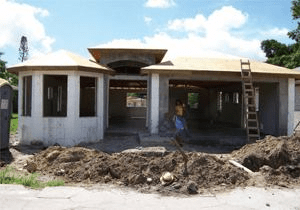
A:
0 184 300 210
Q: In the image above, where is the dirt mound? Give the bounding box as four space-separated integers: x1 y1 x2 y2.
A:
232 135 300 186
29 146 250 195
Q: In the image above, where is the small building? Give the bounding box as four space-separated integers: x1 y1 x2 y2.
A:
8 50 114 146
8 48 300 146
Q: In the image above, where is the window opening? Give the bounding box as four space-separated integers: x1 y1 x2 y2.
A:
80 76 97 117
22 76 32 116
233 92 239 104
224 93 230 103
188 93 199 109
126 93 147 107
43 75 67 117
217 91 223 111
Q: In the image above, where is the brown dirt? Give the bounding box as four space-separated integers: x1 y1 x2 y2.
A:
23 146 249 195
232 135 300 187
2 134 300 195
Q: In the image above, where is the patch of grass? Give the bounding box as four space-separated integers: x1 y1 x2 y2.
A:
46 179 65 187
0 166 64 188
10 113 18 135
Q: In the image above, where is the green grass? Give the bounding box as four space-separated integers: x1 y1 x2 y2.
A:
0 166 64 189
10 113 18 135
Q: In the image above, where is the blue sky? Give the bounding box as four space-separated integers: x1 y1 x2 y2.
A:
0 0 296 66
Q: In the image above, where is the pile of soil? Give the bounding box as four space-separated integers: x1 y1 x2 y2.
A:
28 146 249 195
232 135 300 186
4 133 300 195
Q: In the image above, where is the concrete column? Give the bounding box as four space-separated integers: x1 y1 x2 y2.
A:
278 78 289 136
288 78 295 136
150 73 159 134
18 75 23 116
67 73 80 118
159 75 169 124
66 73 80 144
31 72 43 140
106 76 110 129
31 72 43 118
97 74 104 139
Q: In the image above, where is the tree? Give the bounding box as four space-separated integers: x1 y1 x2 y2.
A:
19 36 29 62
288 0 300 42
261 0 300 69
0 52 6 73
0 52 18 86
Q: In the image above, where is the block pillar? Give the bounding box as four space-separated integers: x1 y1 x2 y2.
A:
279 78 295 136
288 78 295 136
150 73 159 134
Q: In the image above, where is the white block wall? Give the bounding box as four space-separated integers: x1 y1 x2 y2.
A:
18 71 106 146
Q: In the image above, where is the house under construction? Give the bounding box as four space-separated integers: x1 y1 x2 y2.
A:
8 48 300 146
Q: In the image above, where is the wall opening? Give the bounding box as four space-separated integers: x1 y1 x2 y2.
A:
126 93 147 107
108 79 147 130
80 76 97 117
22 76 32 116
43 75 67 117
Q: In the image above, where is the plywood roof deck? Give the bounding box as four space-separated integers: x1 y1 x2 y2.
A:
8 50 115 75
142 57 300 79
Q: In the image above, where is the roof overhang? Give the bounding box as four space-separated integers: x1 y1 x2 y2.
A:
88 48 168 64
8 65 115 75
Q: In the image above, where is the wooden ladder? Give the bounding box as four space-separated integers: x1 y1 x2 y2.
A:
240 60 260 143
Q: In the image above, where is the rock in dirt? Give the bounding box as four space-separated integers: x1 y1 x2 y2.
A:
128 174 147 185
109 168 121 179
24 161 37 173
46 150 61 162
160 172 175 186
187 181 198 194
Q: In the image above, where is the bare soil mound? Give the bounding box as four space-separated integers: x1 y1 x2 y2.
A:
232 135 300 186
28 146 250 195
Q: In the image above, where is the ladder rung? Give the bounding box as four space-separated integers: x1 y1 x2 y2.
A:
242 77 252 80
248 134 260 137
247 103 256 108
248 119 257 122
248 126 259 129
244 83 253 86
241 62 250 65
247 111 256 114
245 96 255 99
244 89 254 92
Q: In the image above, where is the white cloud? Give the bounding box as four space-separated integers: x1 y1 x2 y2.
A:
262 27 289 38
168 6 247 33
95 6 275 61
144 16 152 24
0 0 55 58
145 0 176 8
